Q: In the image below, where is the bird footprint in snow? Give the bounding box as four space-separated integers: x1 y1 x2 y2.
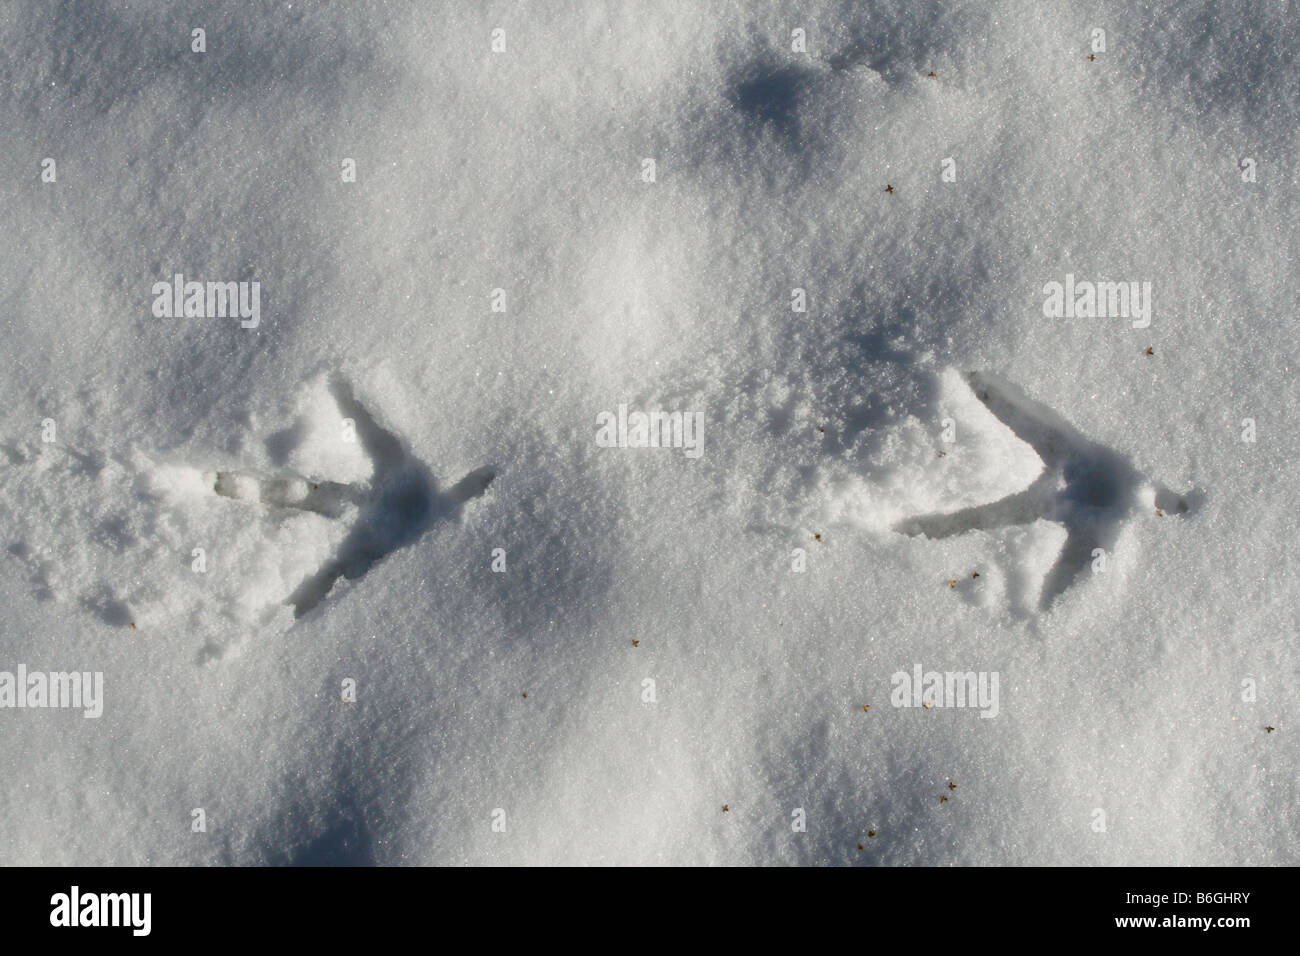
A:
0 374 497 663
894 371 1193 610
209 375 496 618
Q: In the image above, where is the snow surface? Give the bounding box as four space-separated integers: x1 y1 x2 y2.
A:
0 0 1296 865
